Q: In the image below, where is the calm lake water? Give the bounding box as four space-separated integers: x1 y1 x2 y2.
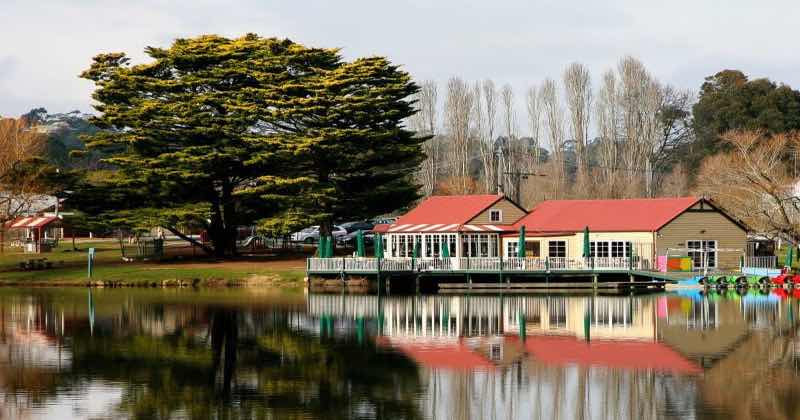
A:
0 287 799 420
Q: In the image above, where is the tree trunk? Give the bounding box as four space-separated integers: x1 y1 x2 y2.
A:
221 179 238 257
164 225 214 255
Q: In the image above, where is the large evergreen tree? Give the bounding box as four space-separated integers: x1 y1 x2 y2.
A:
689 69 800 169
78 34 423 255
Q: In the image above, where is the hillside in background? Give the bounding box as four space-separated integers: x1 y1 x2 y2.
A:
22 108 103 169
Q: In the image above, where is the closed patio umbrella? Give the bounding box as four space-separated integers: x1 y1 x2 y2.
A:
413 239 421 258
786 244 794 268
442 240 451 258
356 230 365 257
374 233 384 258
582 226 591 258
325 235 334 258
317 235 326 258
517 226 526 258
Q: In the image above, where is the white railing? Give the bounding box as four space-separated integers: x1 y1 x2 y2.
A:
502 257 547 271
743 256 778 269
416 258 456 272
380 258 413 272
308 258 344 272
344 258 379 271
307 256 656 273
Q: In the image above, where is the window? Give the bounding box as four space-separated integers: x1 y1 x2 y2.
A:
526 241 541 257
509 240 541 257
507 241 518 257
590 240 632 258
611 241 625 258
490 209 502 222
548 241 566 258
688 240 717 269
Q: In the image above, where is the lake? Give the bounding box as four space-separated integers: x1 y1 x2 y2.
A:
0 287 798 419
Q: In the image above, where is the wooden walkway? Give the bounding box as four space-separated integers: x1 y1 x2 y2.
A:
438 281 667 293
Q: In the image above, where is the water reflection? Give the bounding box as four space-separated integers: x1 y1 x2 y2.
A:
0 288 799 419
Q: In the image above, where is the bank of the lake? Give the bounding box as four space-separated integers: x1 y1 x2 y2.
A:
0 240 307 287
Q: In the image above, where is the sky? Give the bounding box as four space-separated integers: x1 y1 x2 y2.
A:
2 0 800 123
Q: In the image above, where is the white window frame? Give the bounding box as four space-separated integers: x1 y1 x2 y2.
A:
489 209 502 223
548 240 567 258
687 240 717 269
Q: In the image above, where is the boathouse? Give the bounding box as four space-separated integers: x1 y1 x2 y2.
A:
374 194 526 259
308 195 747 284
504 197 747 271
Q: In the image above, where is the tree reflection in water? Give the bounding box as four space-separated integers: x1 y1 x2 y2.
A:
2 289 800 419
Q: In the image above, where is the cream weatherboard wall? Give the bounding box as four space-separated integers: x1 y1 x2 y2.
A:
656 209 746 270
501 232 654 258
468 198 527 225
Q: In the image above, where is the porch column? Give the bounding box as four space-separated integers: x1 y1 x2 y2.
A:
455 233 462 258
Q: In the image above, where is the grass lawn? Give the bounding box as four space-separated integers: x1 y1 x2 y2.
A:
0 240 308 287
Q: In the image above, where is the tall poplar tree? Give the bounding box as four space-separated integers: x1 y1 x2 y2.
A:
79 34 423 255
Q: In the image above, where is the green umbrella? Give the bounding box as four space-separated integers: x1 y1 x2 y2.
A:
356 230 365 257
582 226 591 258
325 235 334 258
374 233 384 258
786 244 794 268
317 235 326 257
517 226 526 258
413 238 421 258
442 239 451 258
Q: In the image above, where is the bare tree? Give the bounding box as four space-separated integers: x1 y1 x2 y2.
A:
694 130 800 242
617 56 663 197
443 77 475 194
563 62 593 197
526 85 543 166
500 84 523 200
0 117 47 252
659 162 689 197
473 80 498 194
540 78 566 198
595 70 620 198
411 80 439 196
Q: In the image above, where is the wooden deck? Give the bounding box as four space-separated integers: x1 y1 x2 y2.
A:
307 257 687 279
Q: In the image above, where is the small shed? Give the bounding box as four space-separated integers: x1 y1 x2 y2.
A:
3 215 62 253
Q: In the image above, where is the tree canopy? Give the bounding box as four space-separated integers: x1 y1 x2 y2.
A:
78 34 423 256
690 70 800 169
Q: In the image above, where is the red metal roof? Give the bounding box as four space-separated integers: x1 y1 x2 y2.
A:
395 195 508 226
376 337 494 370
510 335 701 374
372 223 390 233
514 197 701 233
4 216 60 229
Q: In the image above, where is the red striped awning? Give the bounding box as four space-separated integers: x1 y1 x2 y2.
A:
383 223 515 233
4 216 60 229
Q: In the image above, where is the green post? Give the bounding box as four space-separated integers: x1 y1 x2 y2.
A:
87 247 95 278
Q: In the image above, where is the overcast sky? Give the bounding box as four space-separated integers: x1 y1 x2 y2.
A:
2 0 799 121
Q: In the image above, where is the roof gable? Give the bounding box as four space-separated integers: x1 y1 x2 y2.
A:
515 197 701 232
395 194 508 225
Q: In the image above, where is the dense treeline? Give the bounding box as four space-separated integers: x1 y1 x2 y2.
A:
411 59 800 211
6 38 800 249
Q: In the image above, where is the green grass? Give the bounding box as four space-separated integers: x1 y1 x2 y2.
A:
0 240 306 287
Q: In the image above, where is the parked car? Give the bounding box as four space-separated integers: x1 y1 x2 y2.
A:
338 221 375 233
337 230 375 246
372 217 397 225
291 225 347 243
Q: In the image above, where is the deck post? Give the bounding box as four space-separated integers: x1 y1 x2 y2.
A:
499 255 504 284
415 275 420 294
592 273 598 289
341 257 346 283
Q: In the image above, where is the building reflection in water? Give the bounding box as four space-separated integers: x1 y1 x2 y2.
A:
306 291 800 420
0 289 799 419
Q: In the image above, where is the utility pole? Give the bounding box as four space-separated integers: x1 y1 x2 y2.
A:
504 171 547 205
